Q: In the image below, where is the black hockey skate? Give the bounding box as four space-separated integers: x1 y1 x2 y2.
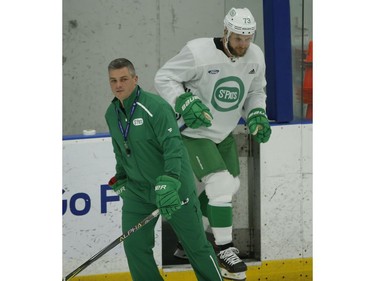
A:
217 247 247 281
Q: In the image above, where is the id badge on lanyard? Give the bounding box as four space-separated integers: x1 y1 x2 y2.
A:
116 86 141 157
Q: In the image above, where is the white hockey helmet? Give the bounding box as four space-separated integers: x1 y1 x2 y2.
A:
223 8 256 60
224 7 256 36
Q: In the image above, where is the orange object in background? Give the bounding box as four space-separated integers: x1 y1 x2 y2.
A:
303 40 313 119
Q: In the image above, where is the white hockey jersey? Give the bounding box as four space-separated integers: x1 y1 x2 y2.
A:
154 37 267 143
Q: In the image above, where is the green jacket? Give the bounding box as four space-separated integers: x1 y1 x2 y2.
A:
105 86 195 202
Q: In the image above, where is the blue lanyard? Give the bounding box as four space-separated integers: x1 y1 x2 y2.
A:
116 86 141 156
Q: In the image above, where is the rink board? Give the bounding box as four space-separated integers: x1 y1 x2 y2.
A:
62 137 162 276
63 123 312 279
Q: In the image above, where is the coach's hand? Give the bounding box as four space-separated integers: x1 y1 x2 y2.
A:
175 92 213 129
247 108 272 143
108 176 127 199
154 175 182 220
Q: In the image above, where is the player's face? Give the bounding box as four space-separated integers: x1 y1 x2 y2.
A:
109 67 138 102
228 33 253 57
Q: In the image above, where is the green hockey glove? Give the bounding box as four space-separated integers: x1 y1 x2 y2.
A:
246 108 272 143
175 92 213 129
108 176 127 199
154 175 182 220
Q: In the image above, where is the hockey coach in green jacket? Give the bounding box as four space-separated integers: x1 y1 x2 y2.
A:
105 58 223 281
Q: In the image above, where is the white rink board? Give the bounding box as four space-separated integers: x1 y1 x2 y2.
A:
62 137 162 276
62 123 313 276
260 124 312 260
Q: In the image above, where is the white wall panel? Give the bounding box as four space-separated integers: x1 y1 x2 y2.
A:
158 0 224 65
63 0 160 135
63 0 265 135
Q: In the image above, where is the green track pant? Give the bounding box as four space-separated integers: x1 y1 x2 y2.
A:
121 188 223 281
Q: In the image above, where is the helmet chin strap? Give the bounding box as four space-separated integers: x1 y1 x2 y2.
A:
223 29 237 62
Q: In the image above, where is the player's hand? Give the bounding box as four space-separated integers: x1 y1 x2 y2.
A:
154 175 182 220
247 108 272 143
175 92 213 129
108 176 127 199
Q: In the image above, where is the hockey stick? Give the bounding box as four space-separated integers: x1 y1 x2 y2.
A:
179 124 187 132
62 198 189 281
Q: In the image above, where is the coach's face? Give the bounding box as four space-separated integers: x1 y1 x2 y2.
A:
109 67 138 104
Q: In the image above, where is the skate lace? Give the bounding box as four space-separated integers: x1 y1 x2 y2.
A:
219 247 242 266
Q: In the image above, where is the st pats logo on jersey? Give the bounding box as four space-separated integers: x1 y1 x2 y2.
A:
211 76 244 111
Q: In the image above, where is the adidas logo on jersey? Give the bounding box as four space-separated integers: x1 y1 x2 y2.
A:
208 69 220 74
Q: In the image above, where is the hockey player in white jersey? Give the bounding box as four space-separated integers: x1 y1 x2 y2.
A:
154 7 271 281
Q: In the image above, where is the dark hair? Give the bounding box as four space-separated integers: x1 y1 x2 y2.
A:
108 58 136 77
